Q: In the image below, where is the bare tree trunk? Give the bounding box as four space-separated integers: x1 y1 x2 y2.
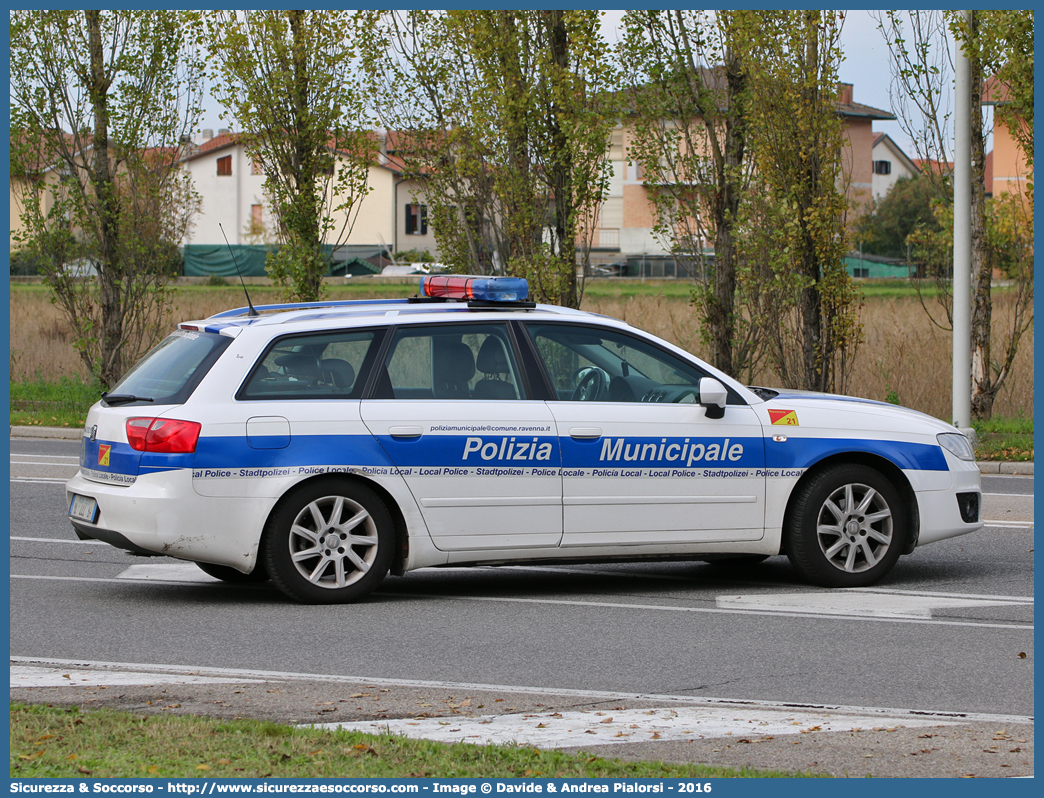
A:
967 12 996 420
707 50 746 377
87 10 124 387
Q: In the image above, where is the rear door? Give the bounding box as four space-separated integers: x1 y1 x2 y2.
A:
361 322 562 552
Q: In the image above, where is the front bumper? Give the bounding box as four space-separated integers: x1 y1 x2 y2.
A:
910 454 983 547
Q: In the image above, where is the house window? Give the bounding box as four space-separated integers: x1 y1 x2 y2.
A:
405 203 427 235
872 160 891 175
251 158 264 176
217 155 232 176
251 204 263 225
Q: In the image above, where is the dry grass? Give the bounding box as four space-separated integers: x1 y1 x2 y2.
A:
10 283 1033 422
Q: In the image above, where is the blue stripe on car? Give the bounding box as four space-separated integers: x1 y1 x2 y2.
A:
80 433 949 477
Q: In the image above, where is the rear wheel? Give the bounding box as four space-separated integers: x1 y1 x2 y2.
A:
263 478 393 604
195 561 269 583
786 464 904 587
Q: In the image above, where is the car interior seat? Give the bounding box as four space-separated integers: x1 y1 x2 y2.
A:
472 337 517 400
319 358 356 390
432 340 475 399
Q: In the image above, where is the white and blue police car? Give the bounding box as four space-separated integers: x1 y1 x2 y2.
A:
67 275 983 603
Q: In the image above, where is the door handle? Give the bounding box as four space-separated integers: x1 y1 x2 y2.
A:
389 426 423 439
569 427 602 440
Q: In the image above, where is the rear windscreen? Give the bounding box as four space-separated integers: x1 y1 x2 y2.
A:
105 329 233 406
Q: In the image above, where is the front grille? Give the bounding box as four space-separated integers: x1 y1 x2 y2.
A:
956 492 980 523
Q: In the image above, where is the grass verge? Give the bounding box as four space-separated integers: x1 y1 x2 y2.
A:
970 416 1035 462
10 704 816 779
10 375 103 429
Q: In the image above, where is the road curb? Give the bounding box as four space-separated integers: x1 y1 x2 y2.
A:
977 460 1034 475
12 425 1035 475
11 425 82 440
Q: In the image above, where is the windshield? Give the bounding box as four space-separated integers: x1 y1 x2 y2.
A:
106 329 232 406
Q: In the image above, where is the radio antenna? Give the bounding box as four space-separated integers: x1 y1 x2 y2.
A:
219 223 258 317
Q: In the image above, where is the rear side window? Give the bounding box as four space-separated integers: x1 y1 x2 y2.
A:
238 330 379 400
107 330 233 406
377 323 524 401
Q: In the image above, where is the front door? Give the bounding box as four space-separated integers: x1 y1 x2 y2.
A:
524 322 766 548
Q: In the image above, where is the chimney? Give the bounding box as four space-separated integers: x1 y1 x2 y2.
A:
218 128 230 138
178 134 196 158
378 131 388 165
837 83 853 105
202 129 214 142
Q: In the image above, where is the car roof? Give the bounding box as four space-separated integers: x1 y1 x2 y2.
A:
178 296 599 336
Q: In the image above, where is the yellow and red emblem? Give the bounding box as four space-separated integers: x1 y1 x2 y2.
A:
768 409 799 427
98 444 111 466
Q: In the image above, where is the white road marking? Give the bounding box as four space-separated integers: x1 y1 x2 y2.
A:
11 536 108 545
10 455 80 462
12 656 1033 726
855 587 1033 602
984 520 1034 528
117 563 220 582
9 564 1033 630
11 665 264 688
716 591 1028 619
315 706 956 749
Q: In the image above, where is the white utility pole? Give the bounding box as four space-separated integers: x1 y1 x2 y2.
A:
952 10 972 432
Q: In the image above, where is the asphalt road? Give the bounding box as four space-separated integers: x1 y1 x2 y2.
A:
9 436 1035 777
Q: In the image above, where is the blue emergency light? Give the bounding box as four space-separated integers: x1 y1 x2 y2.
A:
419 275 530 303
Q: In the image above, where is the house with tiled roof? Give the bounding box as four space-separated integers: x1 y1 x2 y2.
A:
179 129 438 271
870 133 919 200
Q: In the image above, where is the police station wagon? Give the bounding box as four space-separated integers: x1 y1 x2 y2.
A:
67 276 983 603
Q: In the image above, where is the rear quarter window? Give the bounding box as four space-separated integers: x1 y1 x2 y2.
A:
106 330 233 406
238 330 379 400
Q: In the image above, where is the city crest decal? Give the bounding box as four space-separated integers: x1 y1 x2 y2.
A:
768 409 799 427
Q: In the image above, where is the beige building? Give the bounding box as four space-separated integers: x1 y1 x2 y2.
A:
591 82 894 269
983 78 1031 202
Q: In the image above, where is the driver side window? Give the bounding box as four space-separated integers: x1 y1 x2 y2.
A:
527 323 709 403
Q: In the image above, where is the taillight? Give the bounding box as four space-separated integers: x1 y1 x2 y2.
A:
126 418 202 453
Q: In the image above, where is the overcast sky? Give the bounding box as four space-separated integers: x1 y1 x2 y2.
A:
197 10 946 160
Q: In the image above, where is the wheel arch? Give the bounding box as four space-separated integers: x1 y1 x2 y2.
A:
781 451 920 555
262 473 410 576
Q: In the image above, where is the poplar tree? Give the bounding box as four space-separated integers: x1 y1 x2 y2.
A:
358 10 616 308
206 11 375 302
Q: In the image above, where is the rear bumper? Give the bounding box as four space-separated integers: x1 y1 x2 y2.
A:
66 469 273 573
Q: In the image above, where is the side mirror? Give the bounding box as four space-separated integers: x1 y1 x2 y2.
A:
698 377 727 419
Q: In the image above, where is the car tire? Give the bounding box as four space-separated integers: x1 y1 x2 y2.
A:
262 478 394 604
195 561 270 583
786 464 905 588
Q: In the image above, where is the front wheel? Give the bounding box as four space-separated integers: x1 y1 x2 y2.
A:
786 464 905 588
263 478 394 604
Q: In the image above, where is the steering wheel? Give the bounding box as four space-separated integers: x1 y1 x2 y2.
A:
570 367 609 401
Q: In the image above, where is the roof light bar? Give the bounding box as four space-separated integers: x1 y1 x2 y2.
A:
420 275 529 303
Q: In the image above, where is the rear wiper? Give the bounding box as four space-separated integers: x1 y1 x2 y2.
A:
101 393 155 406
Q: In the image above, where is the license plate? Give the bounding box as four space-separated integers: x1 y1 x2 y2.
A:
69 494 99 523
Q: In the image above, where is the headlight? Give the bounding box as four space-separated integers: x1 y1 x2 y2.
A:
937 432 975 461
